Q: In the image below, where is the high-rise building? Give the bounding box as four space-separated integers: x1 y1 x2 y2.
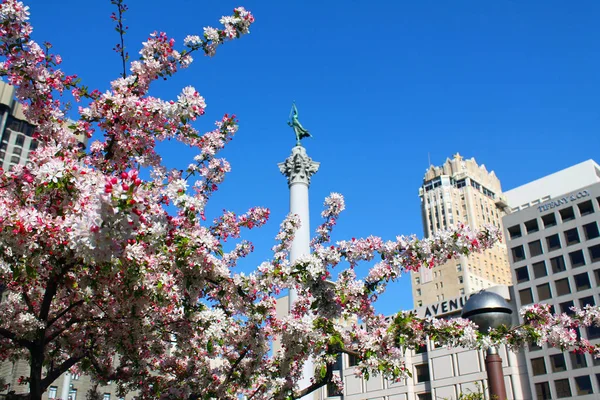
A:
503 160 600 400
412 153 512 306
0 81 37 170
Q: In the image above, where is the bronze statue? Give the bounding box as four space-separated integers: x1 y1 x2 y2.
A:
288 102 311 146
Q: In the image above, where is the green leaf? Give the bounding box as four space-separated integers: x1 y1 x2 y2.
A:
320 365 327 379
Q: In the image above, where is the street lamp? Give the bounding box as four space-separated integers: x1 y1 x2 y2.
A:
461 291 513 400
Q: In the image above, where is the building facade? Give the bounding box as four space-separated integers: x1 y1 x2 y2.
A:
0 81 37 170
412 154 512 306
503 160 600 399
314 287 532 400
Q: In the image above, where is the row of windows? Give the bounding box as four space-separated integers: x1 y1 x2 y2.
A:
6 116 35 136
535 374 596 399
531 351 593 376
515 253 600 284
511 223 600 262
519 278 597 307
508 200 596 239
48 387 117 400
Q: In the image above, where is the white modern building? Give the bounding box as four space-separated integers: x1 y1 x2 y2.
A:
313 286 532 400
503 160 600 399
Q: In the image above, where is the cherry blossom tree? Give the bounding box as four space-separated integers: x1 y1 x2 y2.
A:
0 1 599 399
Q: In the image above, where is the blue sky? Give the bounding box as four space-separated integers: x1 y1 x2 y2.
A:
25 0 600 315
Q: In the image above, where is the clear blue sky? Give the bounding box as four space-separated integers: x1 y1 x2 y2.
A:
25 0 600 315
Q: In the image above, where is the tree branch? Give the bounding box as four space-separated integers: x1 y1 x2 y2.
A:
47 299 84 327
293 363 333 399
21 291 35 314
0 327 33 349
45 316 102 345
40 354 85 391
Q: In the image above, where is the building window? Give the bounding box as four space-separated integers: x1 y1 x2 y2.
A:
68 388 77 400
415 363 430 382
560 300 575 315
458 276 463 284
528 240 543 257
569 250 586 268
578 200 594 216
416 289 421 296
415 344 427 354
550 354 567 372
529 341 542 351
10 155 19 164
555 278 571 296
574 272 591 291
348 353 359 367
103 395 111 400
516 266 529 283
551 255 566 273
574 375 593 395
546 234 561 251
583 222 600 240
531 357 547 375
570 352 588 369
536 283 552 301
525 218 539 233
589 244 600 262
554 379 572 398
456 263 462 272
519 288 533 305
459 288 465 295
48 387 58 399
327 381 343 397
535 382 551 400
542 212 557 228
564 228 580 246
417 394 432 400
511 245 526 262
587 324 600 339
14 133 25 146
332 355 343 371
12 146 21 156
579 295 595 307
559 207 575 222
508 224 522 239
533 261 547 278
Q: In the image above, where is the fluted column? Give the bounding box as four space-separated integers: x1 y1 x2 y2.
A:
278 144 319 398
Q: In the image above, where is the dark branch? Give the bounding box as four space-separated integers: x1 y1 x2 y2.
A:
47 299 84 327
21 291 35 314
45 316 103 345
41 354 85 390
294 363 333 399
0 327 33 349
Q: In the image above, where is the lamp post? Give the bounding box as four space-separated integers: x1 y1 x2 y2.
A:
461 291 513 400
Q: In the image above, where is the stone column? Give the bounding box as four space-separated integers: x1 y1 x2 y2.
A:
60 372 71 400
278 145 319 398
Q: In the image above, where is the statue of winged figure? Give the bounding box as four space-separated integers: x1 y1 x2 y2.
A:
288 102 311 146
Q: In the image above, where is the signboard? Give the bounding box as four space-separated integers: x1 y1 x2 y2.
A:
537 190 589 213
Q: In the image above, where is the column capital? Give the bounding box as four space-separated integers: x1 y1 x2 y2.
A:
278 145 320 187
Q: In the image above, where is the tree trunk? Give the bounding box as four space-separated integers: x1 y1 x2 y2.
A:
28 346 44 400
